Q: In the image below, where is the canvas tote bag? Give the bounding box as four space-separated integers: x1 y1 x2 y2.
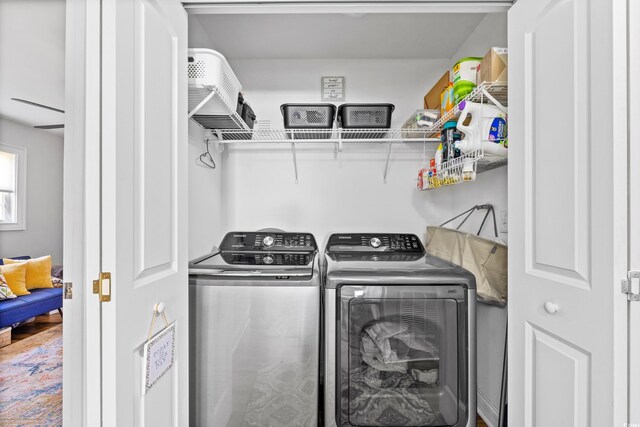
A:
425 205 508 305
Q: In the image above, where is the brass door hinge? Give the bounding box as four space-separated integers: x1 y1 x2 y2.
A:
93 272 112 302
63 282 73 299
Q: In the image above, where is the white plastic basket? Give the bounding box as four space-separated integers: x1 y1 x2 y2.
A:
188 48 242 116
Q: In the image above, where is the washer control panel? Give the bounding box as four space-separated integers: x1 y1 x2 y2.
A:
220 232 318 252
326 233 424 253
220 252 314 266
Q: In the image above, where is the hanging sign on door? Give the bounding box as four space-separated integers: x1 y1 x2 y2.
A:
322 76 345 101
143 321 176 394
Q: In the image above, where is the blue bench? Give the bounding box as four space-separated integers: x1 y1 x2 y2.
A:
0 256 63 329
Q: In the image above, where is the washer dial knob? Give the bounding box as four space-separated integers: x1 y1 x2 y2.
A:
370 237 382 248
262 255 274 265
262 236 275 248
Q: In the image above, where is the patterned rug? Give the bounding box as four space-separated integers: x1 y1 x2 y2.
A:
0 325 62 427
242 360 317 427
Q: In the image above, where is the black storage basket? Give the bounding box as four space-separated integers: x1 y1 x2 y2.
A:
281 104 336 140
241 103 256 130
337 103 395 139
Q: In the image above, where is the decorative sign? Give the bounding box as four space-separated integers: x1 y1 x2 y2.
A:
143 322 176 393
321 76 345 101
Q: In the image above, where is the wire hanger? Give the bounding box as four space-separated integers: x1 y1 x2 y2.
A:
440 203 498 237
196 139 216 169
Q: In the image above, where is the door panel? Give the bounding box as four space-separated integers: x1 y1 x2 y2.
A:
525 0 590 285
101 0 188 426
134 0 178 282
509 0 620 426
524 324 589 427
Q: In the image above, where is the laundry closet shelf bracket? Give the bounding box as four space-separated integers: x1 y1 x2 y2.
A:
480 87 507 114
188 85 216 119
214 130 224 152
203 129 224 153
290 131 299 184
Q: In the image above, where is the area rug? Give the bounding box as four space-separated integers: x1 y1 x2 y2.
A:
0 325 62 427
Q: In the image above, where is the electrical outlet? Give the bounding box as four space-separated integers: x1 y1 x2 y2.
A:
500 210 508 233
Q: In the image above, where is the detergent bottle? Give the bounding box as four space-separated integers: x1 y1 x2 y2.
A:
455 100 508 157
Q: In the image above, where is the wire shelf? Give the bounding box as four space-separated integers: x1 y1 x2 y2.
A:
417 80 508 190
212 127 441 143
418 150 482 190
428 81 508 135
188 84 249 131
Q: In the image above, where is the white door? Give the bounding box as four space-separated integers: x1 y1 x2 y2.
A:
100 1 188 426
508 0 628 426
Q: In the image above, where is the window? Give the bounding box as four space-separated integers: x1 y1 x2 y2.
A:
0 144 26 231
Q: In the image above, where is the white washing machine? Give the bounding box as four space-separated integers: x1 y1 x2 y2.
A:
189 231 321 427
323 233 476 427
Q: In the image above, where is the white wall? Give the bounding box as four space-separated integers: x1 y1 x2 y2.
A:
188 120 225 259
188 14 216 50
0 0 65 129
0 118 64 264
223 58 459 246
447 12 508 427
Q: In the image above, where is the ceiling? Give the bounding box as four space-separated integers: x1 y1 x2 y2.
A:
0 5 487 130
0 0 65 133
191 13 487 59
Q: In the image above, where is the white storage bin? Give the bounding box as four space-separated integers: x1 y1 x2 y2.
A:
188 48 242 117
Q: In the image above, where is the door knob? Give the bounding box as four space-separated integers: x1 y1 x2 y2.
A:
155 302 166 314
544 301 559 314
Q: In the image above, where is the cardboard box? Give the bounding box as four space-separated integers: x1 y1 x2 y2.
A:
424 71 450 109
479 47 508 84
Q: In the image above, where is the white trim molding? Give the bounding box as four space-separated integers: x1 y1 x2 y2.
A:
0 143 27 231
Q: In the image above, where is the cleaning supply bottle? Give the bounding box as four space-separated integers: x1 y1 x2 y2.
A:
435 143 443 169
455 100 508 157
441 121 457 163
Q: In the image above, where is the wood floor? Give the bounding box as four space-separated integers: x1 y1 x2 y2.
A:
6 314 492 427
477 414 489 426
8 312 62 344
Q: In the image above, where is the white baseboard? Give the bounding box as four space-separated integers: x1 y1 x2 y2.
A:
477 388 500 427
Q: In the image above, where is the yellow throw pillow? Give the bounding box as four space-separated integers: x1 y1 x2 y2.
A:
0 262 29 296
3 256 53 290
0 273 17 300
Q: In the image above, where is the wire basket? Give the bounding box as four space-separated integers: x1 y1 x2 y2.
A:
418 150 482 190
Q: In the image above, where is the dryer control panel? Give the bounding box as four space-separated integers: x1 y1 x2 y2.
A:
326 233 424 253
220 231 318 252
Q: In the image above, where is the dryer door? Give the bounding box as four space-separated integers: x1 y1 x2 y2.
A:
337 285 471 427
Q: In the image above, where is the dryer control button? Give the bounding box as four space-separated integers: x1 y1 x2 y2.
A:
263 236 275 247
262 255 274 265
370 237 382 248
